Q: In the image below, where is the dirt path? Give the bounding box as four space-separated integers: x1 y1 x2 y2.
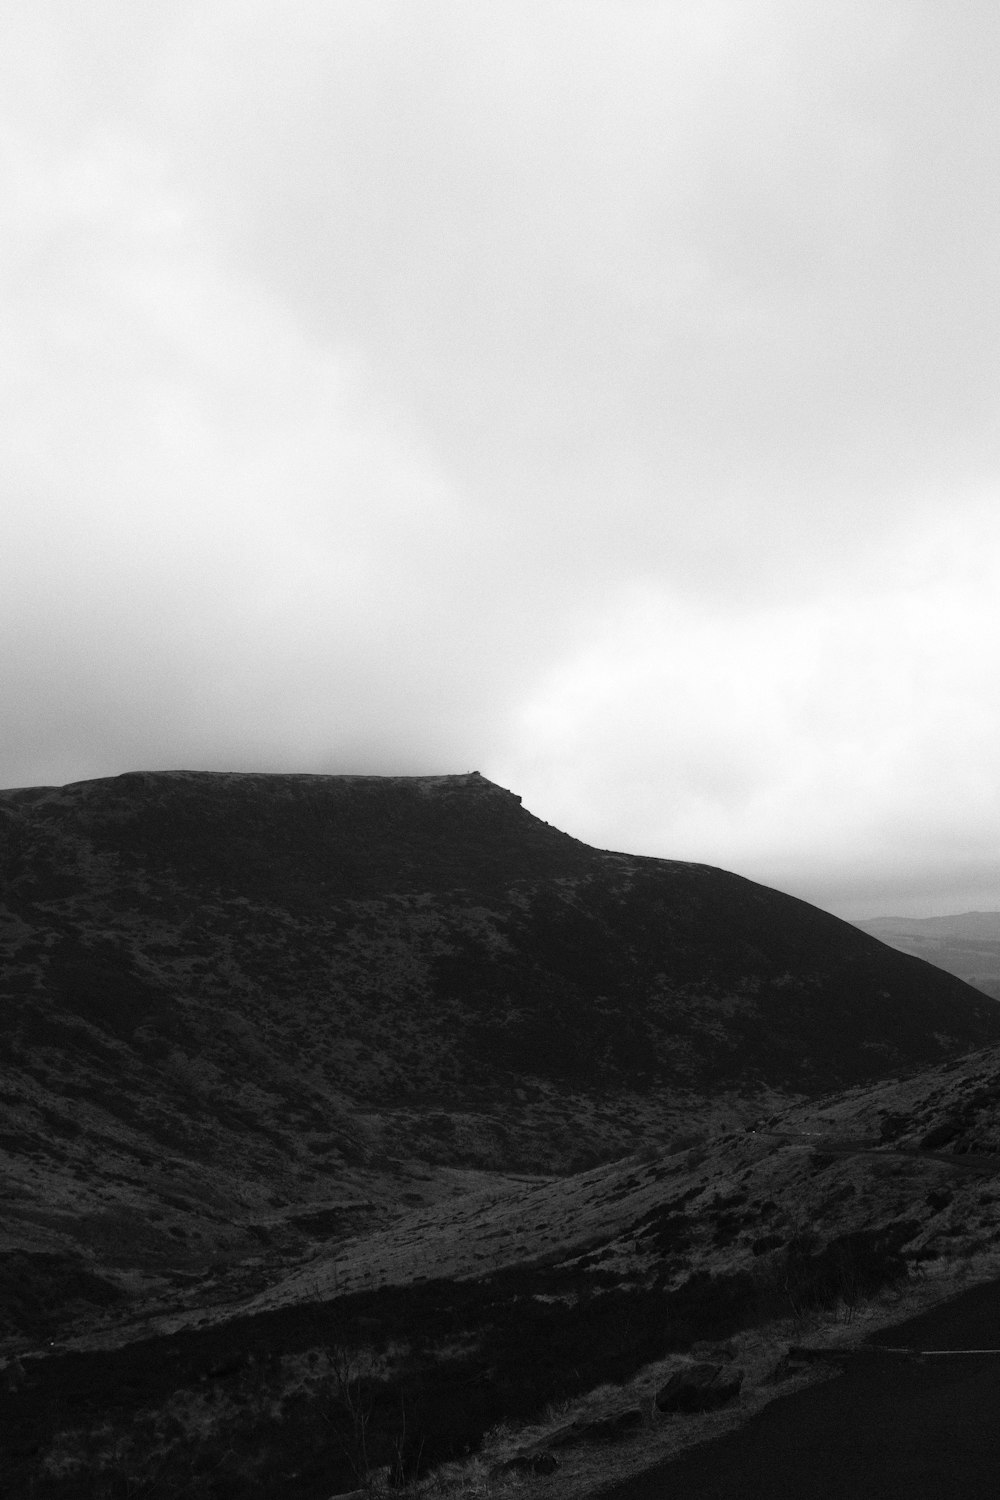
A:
596 1276 1000 1499
762 1130 1000 1174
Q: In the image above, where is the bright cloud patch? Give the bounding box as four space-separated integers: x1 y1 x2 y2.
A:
498 504 1000 917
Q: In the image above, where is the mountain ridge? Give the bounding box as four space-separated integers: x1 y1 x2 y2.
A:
856 911 1000 1001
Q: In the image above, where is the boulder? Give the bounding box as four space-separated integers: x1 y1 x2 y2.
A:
655 1362 744 1413
691 1339 738 1360
573 1408 645 1444
544 1407 646 1449
920 1119 964 1150
545 1421 586 1449
493 1451 560 1477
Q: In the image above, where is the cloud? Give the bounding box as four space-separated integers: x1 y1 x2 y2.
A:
2 3 999 915
140 2 999 529
0 126 503 783
495 497 1000 916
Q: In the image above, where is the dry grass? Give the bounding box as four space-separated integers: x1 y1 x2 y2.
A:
402 1248 1000 1500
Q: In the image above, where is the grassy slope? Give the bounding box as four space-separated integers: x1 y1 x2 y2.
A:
3 771 1000 1492
6 1041 1000 1496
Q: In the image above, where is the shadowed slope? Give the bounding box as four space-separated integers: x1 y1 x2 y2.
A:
4 770 997 1100
1 770 998 1319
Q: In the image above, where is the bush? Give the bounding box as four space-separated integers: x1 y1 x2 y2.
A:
775 1222 917 1317
0 1251 123 1337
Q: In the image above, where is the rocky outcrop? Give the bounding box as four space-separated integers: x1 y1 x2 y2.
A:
655 1362 745 1413
546 1408 646 1446
492 1450 560 1476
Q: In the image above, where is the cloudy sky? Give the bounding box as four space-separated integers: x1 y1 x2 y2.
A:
4 1 999 919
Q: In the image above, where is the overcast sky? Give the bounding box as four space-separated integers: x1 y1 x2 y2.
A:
3 2 999 920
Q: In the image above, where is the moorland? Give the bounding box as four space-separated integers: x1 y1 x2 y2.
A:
2 770 1000 1497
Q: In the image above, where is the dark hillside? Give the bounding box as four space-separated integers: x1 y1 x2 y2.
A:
3 771 996 1103
1 769 998 1327
0 769 593 903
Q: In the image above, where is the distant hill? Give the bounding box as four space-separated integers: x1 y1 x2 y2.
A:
856 912 1000 1001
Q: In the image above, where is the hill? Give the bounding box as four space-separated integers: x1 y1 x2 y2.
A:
9 1025 1000 1497
856 912 1000 1001
2 770 999 1288
4 769 1000 1494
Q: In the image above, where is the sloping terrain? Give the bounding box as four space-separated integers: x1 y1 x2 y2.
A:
857 911 1000 1000
1 768 999 1330
244 1038 1000 1320
7 1039 1000 1497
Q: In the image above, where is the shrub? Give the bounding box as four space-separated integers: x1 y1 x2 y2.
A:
774 1222 917 1317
